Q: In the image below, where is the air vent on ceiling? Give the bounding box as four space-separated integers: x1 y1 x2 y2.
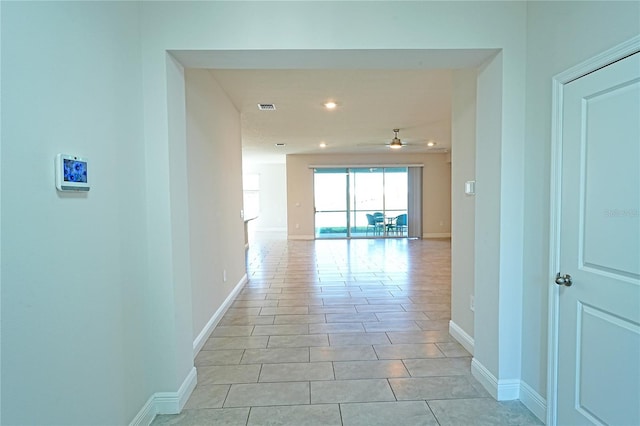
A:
258 103 276 111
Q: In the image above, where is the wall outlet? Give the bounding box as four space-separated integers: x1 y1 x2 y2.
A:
295 223 299 229
223 269 227 282
470 295 475 312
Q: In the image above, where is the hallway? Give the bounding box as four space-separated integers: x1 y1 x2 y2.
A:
153 234 540 425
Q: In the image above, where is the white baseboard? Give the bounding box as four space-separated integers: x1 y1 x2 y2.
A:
193 274 248 357
471 358 520 401
448 320 474 355
519 380 547 423
129 395 155 426
129 367 197 426
423 232 451 239
287 234 315 240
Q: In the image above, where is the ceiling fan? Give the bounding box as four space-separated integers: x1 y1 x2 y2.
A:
357 128 446 152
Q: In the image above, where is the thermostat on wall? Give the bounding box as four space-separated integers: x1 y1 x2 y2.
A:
55 154 90 191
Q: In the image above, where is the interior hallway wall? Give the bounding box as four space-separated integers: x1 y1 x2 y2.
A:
520 0 640 416
185 69 246 349
285 153 451 240
450 69 477 348
1 2 153 424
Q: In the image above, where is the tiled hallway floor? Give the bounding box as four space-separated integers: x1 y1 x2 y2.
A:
153 234 541 425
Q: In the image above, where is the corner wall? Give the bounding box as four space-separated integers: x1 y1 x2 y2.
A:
185 69 246 351
450 69 477 350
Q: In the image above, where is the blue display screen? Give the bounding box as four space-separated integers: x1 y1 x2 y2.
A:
63 159 88 183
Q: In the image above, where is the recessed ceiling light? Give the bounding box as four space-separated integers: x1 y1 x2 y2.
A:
324 101 337 110
319 142 327 148
427 141 436 147
275 143 286 147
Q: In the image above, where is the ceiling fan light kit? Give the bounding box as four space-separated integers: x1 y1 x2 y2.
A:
389 128 403 149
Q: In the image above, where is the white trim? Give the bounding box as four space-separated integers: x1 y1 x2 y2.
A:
547 35 640 426
471 358 520 401
193 274 248 357
155 367 197 414
288 234 315 240
128 367 198 426
423 232 451 239
448 320 474 355
520 380 547 423
128 395 155 426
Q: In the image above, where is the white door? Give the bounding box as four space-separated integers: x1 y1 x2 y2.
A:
557 51 640 425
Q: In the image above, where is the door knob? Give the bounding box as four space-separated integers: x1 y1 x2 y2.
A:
555 273 572 287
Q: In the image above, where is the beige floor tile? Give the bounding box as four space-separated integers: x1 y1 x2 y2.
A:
241 347 309 364
203 336 268 350
181 236 538 425
259 306 310 315
194 349 244 366
219 315 275 326
273 314 326 324
267 334 329 348
259 361 334 382
333 360 410 379
328 332 391 346
363 320 422 332
183 384 229 409
210 325 254 337
340 401 439 426
252 324 309 335
151 408 249 425
309 322 366 334
403 357 472 377
354 304 405 313
373 343 445 360
386 330 452 344
247 404 342 426
436 341 472 357
310 345 378 362
311 379 396 404
428 398 543 426
389 376 483 400
197 364 261 385
225 382 310 407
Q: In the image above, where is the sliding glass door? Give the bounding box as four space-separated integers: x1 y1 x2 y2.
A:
314 168 348 238
314 167 410 239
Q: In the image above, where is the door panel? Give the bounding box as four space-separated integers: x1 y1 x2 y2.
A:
558 52 640 425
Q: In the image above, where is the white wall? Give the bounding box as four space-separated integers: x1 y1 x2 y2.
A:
185 70 246 348
521 0 640 411
243 163 288 232
451 69 477 346
1 2 153 424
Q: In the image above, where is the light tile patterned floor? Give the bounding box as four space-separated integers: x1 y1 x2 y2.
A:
153 234 541 425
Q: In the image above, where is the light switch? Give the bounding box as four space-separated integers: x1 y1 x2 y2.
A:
465 180 476 195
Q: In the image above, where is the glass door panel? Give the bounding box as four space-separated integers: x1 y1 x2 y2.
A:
313 167 408 239
384 167 408 236
314 168 348 238
351 168 384 237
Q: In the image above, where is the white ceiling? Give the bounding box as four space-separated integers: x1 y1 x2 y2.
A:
171 49 498 165
209 68 454 164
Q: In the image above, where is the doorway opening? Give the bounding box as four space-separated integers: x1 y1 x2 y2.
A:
313 167 415 239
